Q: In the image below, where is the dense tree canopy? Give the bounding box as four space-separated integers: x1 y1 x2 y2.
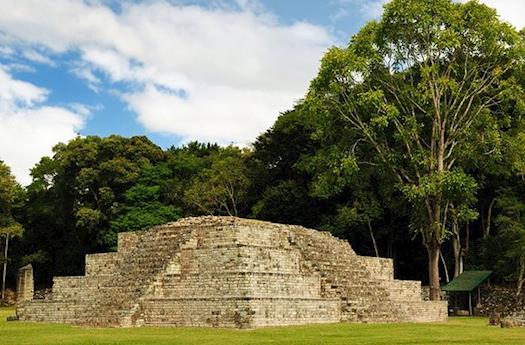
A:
14 137 248 285
306 0 525 300
1 0 525 301
184 146 250 217
0 161 23 299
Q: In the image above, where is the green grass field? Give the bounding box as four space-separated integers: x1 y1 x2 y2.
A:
1 307 524 345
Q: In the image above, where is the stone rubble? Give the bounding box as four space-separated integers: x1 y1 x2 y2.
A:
478 286 525 317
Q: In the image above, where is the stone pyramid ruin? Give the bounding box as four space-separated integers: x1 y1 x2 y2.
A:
16 217 447 328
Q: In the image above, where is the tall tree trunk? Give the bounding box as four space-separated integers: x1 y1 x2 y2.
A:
428 240 441 301
1 234 9 300
367 220 379 258
440 250 450 283
452 221 462 278
426 133 445 301
462 223 470 275
427 197 443 301
517 256 525 296
484 198 496 238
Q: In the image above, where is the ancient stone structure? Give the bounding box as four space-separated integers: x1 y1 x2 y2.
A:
16 264 34 303
16 217 447 327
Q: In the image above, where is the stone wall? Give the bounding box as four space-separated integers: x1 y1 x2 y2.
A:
16 216 447 327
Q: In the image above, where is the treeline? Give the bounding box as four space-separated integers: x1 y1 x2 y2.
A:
0 106 522 294
0 131 418 288
1 0 525 299
1 139 251 286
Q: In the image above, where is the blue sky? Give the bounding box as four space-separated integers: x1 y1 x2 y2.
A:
2 0 374 145
0 0 521 184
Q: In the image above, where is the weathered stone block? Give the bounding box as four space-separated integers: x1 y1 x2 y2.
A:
16 264 33 302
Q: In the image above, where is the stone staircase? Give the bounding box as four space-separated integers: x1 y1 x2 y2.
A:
85 225 195 326
17 216 446 327
287 224 446 323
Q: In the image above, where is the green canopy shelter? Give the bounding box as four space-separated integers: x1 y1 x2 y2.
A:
442 270 492 316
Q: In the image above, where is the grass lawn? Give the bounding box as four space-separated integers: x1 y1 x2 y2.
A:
1 307 525 345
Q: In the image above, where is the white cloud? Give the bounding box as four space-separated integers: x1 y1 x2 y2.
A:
70 64 102 92
0 0 333 147
334 0 388 20
5 63 35 73
21 49 56 66
0 67 85 185
0 45 15 57
339 0 525 28
458 0 525 29
0 67 48 108
359 0 388 18
124 83 297 144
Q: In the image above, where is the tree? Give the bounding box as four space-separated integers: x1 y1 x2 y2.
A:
21 135 167 281
487 114 525 295
249 107 329 228
185 147 250 217
17 137 229 285
111 164 182 236
494 189 525 295
0 161 23 300
307 0 525 300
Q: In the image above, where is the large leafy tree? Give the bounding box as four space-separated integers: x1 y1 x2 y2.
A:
250 107 415 267
185 146 250 217
110 164 182 237
307 0 525 299
0 161 23 299
22 136 168 280
249 107 328 227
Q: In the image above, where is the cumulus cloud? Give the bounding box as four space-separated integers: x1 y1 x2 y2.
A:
124 83 297 144
349 0 525 29
0 0 333 149
3 0 519 185
334 0 388 20
0 66 85 185
458 0 525 29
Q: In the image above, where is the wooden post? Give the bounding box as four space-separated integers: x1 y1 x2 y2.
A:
468 291 473 316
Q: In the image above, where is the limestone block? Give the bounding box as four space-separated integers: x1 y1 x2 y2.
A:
16 264 34 303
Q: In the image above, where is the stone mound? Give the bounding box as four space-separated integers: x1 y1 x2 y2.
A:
479 286 525 317
16 216 446 328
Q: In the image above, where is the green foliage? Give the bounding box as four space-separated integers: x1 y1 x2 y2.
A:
111 183 182 235
0 161 23 237
15 138 238 284
297 146 359 199
249 107 330 228
6 0 525 294
184 146 250 216
19 136 170 280
309 0 524 236
492 188 525 285
305 0 525 297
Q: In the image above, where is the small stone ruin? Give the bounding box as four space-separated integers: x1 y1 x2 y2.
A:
16 216 447 328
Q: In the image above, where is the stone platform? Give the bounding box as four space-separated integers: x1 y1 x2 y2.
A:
16 216 447 327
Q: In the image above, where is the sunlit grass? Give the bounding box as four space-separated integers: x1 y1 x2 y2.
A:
1 307 524 345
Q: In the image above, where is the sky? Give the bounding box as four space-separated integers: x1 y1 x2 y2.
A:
0 0 523 185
